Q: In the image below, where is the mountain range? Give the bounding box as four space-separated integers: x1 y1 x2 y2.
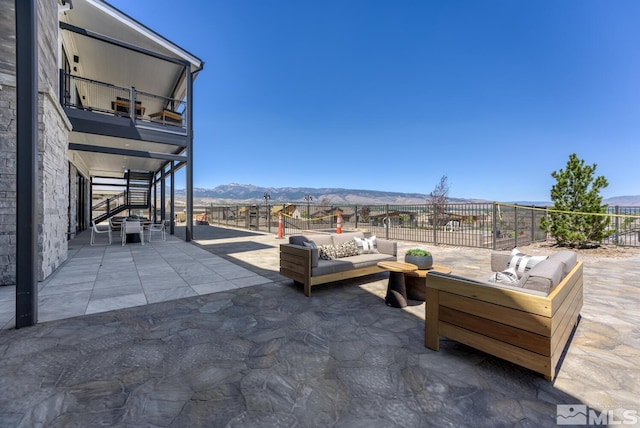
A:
175 183 640 206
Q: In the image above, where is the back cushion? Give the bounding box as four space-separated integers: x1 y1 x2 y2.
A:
491 252 511 272
521 259 564 294
550 251 577 276
289 234 333 247
332 232 364 245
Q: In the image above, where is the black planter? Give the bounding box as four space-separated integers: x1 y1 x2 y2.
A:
405 254 433 269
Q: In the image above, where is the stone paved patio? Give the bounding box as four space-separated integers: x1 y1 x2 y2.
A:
0 225 638 427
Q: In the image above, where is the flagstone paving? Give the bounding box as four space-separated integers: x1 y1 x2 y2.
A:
0 225 638 427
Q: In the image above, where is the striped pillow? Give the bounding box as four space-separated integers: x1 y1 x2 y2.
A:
507 248 548 278
488 267 520 284
353 236 378 254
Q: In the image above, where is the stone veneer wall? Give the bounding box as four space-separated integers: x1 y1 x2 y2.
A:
38 91 70 280
0 0 72 284
0 82 17 285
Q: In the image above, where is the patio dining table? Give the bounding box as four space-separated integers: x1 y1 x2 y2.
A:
110 218 152 243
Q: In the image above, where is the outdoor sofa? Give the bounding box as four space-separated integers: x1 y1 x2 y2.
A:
425 249 583 381
279 231 397 296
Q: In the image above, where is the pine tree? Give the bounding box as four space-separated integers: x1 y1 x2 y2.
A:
540 153 610 248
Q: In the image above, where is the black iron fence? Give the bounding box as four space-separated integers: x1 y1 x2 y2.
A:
202 203 640 250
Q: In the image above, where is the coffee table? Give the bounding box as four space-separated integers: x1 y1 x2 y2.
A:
377 261 418 308
404 264 452 301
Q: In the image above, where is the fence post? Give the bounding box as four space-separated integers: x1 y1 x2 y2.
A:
385 204 390 240
492 203 497 250
531 204 535 244
354 204 358 229
433 204 437 245
615 206 620 246
514 204 518 248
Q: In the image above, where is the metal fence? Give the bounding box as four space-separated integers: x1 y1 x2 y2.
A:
201 202 640 249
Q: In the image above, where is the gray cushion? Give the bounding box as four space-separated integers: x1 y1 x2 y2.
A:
491 252 511 272
332 232 364 245
521 259 564 294
311 253 394 276
289 234 333 247
550 251 578 276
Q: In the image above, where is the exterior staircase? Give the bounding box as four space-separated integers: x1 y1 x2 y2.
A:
92 171 153 223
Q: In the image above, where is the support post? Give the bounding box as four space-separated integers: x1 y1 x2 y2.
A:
170 162 175 235
15 0 38 328
185 64 193 241
160 168 166 222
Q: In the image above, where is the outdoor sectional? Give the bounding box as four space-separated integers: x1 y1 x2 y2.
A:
279 231 397 296
425 250 583 380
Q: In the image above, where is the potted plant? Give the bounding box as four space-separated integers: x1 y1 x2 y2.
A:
405 248 433 269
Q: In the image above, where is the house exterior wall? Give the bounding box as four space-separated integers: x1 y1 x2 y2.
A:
0 80 17 285
38 91 70 280
0 0 72 285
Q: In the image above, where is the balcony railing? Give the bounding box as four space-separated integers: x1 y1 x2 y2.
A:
60 72 187 129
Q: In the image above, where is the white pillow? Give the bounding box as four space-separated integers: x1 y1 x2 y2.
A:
507 248 548 278
488 267 520 284
353 236 378 254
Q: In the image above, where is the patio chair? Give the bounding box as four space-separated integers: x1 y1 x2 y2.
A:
147 220 166 242
121 219 144 246
90 220 112 246
109 217 122 237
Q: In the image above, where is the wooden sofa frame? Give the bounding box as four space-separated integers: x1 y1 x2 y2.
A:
280 244 390 297
425 261 583 380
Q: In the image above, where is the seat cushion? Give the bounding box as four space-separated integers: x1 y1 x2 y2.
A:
311 253 395 276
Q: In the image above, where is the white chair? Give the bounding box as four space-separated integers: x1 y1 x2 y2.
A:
147 221 166 242
121 219 144 246
109 217 122 238
90 220 112 246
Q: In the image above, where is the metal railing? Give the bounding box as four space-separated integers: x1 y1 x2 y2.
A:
60 72 186 129
92 192 127 218
199 202 640 249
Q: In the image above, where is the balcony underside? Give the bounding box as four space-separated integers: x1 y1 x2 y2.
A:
67 109 187 179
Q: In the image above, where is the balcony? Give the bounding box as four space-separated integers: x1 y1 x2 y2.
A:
62 71 192 179
62 72 188 136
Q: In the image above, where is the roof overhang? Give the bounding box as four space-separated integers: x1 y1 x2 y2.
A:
60 0 203 179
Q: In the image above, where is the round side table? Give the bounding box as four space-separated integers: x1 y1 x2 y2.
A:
377 261 418 308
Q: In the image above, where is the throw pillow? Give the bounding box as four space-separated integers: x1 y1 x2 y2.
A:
488 267 520 285
303 240 317 249
318 244 335 260
318 241 360 260
353 236 379 254
507 248 548 278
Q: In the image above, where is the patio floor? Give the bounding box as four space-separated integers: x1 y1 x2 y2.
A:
0 225 638 426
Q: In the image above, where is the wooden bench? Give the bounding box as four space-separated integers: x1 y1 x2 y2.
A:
149 109 183 125
425 260 583 380
111 99 145 116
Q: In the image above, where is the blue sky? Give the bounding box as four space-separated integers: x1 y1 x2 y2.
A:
109 0 640 201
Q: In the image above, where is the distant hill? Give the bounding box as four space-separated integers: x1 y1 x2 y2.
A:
174 184 640 206
175 183 487 204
